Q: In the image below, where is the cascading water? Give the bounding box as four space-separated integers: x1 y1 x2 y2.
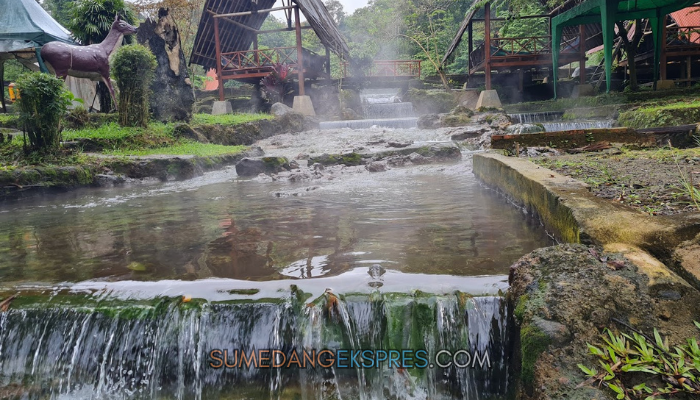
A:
508 111 614 132
320 88 419 130
507 111 564 124
0 290 513 400
541 120 614 131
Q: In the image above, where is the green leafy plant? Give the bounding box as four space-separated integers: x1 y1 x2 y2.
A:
674 154 700 211
579 324 700 399
15 72 73 152
111 44 157 127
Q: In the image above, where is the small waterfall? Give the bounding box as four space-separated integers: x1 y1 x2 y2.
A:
320 88 419 130
0 292 513 400
508 111 564 124
541 120 614 132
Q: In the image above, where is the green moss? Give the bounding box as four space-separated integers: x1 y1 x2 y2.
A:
514 294 529 322
520 324 551 385
262 156 289 168
618 100 700 129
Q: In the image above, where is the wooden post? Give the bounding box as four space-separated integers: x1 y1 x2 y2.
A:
294 5 305 96
687 55 692 87
484 2 491 90
579 24 586 84
214 16 225 101
660 17 667 80
253 33 259 66
467 21 473 74
325 45 331 78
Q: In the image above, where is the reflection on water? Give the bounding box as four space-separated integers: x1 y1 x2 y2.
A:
0 162 552 285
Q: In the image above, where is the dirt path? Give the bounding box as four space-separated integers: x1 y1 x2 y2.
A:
533 148 700 215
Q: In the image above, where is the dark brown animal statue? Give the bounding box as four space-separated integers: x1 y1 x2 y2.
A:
40 15 137 110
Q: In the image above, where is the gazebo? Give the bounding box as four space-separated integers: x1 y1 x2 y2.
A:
551 0 697 96
190 0 349 114
0 0 75 113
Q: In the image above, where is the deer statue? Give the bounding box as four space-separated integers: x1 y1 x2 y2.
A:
40 15 137 111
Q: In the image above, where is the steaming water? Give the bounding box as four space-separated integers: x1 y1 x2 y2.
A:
320 88 419 130
508 111 564 124
0 149 551 399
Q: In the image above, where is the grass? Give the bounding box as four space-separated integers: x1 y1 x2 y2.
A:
62 122 173 141
103 142 246 157
191 113 272 125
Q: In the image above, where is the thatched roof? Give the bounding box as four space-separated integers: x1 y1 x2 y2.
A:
190 0 349 70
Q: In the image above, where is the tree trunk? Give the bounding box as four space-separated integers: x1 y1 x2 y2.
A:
1 59 6 114
136 8 195 123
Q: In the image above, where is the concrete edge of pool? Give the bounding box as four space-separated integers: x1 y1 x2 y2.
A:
473 151 700 400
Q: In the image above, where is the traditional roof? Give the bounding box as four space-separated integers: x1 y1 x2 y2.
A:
0 0 74 53
190 0 349 70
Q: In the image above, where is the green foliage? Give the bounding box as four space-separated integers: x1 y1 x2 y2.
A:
15 72 73 152
42 0 75 27
191 113 272 126
579 326 700 399
111 44 157 127
66 0 137 45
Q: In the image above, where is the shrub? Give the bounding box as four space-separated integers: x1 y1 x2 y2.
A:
15 72 72 152
111 44 157 127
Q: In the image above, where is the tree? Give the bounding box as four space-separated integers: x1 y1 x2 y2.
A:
615 20 644 91
66 0 137 112
324 0 346 26
42 0 75 27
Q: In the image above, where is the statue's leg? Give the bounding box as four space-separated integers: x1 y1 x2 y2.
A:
102 75 118 112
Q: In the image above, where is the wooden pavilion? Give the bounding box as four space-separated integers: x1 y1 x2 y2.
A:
189 0 349 102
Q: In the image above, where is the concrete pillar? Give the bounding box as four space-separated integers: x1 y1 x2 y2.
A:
293 95 316 116
476 90 502 109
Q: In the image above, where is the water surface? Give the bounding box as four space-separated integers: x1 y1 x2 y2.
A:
0 160 551 286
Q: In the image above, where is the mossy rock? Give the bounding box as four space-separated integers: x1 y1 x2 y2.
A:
404 88 457 115
308 152 363 166
618 103 700 129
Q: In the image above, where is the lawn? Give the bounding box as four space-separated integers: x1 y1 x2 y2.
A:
104 142 246 157
191 113 272 125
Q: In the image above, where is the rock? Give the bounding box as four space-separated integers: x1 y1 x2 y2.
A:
277 112 305 132
95 174 125 187
137 8 194 122
303 116 320 131
531 317 571 345
387 141 411 148
365 161 387 172
341 108 361 120
296 153 309 160
368 264 386 279
244 146 265 157
308 153 363 166
235 157 290 177
473 112 512 129
288 160 300 169
417 113 441 129
450 127 486 141
172 123 209 143
408 152 428 164
505 123 545 135
509 244 700 400
270 102 294 117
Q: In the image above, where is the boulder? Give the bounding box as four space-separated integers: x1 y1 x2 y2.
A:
271 102 294 117
235 157 290 177
417 113 442 129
